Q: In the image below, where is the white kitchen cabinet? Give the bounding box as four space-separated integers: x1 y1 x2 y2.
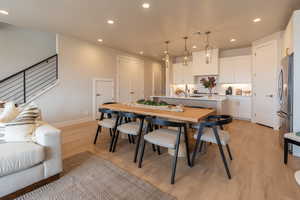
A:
234 56 252 83
225 96 252 120
173 63 184 84
282 16 294 58
173 62 194 85
192 49 219 76
226 97 239 118
219 58 235 83
219 56 252 83
239 97 252 119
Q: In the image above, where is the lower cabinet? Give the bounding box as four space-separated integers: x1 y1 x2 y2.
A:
225 96 252 120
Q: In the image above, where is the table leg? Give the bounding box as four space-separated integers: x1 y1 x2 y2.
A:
284 138 288 164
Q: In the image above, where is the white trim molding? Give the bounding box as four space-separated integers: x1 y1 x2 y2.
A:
252 39 279 130
92 78 114 120
116 55 145 102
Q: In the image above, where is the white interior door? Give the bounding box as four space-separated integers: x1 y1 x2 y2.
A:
253 41 277 127
93 79 114 119
118 57 144 103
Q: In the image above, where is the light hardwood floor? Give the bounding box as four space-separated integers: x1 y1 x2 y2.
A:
60 120 300 200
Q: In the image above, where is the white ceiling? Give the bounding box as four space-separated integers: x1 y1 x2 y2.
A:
0 0 300 60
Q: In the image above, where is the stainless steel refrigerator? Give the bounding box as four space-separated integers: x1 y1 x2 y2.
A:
277 54 294 147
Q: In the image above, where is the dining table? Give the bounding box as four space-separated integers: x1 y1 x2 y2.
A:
100 103 216 157
100 103 216 123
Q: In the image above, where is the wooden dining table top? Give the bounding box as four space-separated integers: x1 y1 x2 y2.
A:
100 103 216 123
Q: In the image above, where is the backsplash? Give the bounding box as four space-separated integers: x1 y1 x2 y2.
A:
219 83 252 96
170 75 251 96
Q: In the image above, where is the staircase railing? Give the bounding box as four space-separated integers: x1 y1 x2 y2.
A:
0 54 58 105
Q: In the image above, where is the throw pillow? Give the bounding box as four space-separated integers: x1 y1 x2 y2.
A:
0 102 19 123
4 102 40 142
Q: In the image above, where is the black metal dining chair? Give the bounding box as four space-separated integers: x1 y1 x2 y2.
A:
191 115 233 179
112 112 146 162
94 108 120 152
138 117 191 184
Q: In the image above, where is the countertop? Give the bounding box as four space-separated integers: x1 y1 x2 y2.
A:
218 94 252 98
151 95 227 102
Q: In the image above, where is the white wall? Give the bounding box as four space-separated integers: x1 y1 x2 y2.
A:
0 23 56 80
293 11 300 134
35 34 162 124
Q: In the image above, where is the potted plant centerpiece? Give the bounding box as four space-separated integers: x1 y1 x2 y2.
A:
136 99 169 109
200 77 216 96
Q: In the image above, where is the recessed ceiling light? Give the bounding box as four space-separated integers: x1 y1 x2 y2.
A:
0 10 9 15
139 51 144 55
97 39 103 42
230 38 236 42
107 20 114 24
142 3 150 9
192 45 197 49
253 18 261 23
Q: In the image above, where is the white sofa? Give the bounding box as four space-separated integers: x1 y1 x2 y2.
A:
0 123 62 198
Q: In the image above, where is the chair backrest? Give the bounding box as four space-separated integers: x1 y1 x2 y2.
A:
184 105 207 109
98 108 119 115
146 117 185 128
120 112 145 119
205 115 232 127
103 102 117 105
194 115 233 130
98 108 119 120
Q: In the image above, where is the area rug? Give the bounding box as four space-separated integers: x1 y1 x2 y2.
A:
16 152 176 200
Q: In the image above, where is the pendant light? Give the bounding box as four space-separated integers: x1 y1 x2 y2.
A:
164 41 170 66
182 36 191 66
204 31 212 64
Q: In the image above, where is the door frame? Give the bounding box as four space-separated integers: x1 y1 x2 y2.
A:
116 55 145 102
152 65 162 96
92 78 114 120
252 39 279 129
152 70 156 95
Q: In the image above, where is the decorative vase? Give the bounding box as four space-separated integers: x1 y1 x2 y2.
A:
208 88 213 96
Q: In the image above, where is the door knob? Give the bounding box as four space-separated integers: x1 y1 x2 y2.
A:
266 94 273 98
96 93 101 96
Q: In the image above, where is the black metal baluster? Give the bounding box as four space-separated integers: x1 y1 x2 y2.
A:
56 55 58 80
23 71 26 103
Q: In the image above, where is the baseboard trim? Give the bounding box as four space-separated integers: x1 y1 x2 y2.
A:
51 117 94 128
233 117 251 121
1 174 60 200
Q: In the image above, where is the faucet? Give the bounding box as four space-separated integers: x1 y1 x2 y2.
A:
184 84 189 97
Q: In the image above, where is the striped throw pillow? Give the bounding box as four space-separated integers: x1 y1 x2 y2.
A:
5 103 40 127
3 103 40 142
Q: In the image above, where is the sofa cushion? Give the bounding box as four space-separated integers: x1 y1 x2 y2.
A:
0 142 45 177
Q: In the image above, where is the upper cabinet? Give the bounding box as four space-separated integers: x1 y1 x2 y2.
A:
219 55 252 84
282 16 294 58
192 49 219 76
173 62 194 85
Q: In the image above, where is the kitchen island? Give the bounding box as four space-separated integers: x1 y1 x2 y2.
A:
151 95 227 114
